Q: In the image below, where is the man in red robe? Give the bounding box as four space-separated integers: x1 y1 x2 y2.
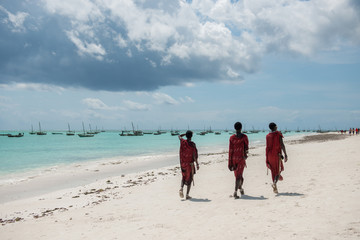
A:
266 122 288 194
179 131 199 200
228 122 249 199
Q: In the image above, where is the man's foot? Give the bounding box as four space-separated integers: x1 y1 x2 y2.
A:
233 192 240 199
179 188 184 198
186 195 192 200
240 188 245 195
272 184 278 194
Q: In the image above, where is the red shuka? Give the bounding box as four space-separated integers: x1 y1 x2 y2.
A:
228 134 249 180
179 139 198 185
266 131 284 182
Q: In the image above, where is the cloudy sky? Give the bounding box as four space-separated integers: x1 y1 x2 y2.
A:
0 0 359 131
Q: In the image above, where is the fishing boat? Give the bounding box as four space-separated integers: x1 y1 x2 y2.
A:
120 123 143 136
171 130 180 136
78 122 94 137
66 123 75 136
143 131 153 135
29 125 36 135
36 122 47 135
8 133 24 138
197 131 207 136
131 122 143 136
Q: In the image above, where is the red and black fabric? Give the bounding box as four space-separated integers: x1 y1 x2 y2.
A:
179 139 198 185
266 131 284 182
228 134 249 180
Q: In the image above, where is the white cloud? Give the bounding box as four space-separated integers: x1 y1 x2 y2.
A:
66 30 106 60
152 92 179 105
0 82 65 93
123 100 150 111
180 96 195 103
36 0 360 76
82 98 122 110
42 0 104 23
82 98 150 112
115 34 127 48
0 6 29 32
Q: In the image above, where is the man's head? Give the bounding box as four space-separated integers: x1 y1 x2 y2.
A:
234 122 242 131
269 122 277 131
186 130 193 139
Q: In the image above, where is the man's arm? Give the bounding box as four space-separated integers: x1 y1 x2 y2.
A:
193 149 199 170
280 137 288 162
178 133 186 141
228 138 234 171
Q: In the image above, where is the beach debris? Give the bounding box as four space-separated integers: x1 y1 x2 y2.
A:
31 207 68 219
0 217 23 225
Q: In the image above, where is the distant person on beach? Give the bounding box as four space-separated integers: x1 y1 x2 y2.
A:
228 122 249 199
266 122 288 194
178 131 199 200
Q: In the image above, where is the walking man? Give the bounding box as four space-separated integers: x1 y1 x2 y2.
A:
178 131 199 200
266 122 288 194
228 122 249 199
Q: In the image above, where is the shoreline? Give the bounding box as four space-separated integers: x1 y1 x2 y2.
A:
0 132 310 204
1 132 359 239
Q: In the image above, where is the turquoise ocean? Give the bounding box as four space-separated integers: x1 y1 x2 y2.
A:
0 130 305 180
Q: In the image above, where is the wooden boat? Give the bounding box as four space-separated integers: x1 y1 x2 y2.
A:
171 131 180 136
29 125 36 135
131 122 143 136
197 131 207 136
78 122 94 137
143 132 153 135
119 123 143 136
8 133 24 138
66 123 75 136
52 132 63 135
36 122 47 135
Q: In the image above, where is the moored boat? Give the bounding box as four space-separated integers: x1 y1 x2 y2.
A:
8 133 24 138
78 122 94 137
36 122 47 135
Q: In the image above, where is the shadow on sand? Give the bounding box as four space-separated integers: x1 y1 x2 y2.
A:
276 192 304 197
181 198 212 203
240 195 268 200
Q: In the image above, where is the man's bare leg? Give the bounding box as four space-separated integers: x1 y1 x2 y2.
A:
179 180 184 198
272 175 279 194
186 183 192 199
234 179 240 199
239 177 244 195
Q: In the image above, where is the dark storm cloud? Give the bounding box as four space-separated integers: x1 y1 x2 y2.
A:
0 1 232 91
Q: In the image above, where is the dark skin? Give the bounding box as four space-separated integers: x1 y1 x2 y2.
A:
272 125 288 184
233 129 248 198
179 133 199 198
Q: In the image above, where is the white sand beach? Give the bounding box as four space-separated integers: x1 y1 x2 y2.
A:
0 133 359 239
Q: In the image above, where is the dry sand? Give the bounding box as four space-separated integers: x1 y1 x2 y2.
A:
0 133 359 239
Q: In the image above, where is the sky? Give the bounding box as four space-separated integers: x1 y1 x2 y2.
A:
0 0 360 131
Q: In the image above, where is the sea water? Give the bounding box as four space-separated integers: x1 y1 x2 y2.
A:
0 130 305 179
